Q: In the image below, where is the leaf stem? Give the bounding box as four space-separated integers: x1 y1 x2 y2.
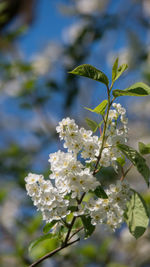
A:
93 85 111 175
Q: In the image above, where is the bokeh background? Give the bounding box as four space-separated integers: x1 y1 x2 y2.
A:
0 0 150 266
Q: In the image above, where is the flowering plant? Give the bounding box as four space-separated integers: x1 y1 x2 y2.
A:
25 59 150 267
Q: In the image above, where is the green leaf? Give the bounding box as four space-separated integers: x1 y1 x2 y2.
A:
115 63 128 81
43 220 58 234
85 118 99 133
138 142 150 155
112 57 119 82
94 185 108 199
117 144 150 186
85 100 108 115
116 155 126 167
26 214 42 234
80 244 97 259
85 118 103 133
124 189 149 239
113 82 150 97
68 206 77 212
81 216 95 239
69 64 109 86
29 234 54 252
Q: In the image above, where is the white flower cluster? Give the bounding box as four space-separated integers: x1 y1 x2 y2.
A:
86 180 131 231
25 103 130 232
56 103 128 170
49 151 99 198
25 173 70 222
25 152 99 223
56 117 100 162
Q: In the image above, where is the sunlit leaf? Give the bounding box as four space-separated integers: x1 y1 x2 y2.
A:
116 155 126 167
85 100 108 115
138 142 150 155
43 220 58 234
85 118 99 132
29 234 54 252
113 82 150 97
69 64 109 86
124 189 149 239
112 57 119 82
115 63 128 81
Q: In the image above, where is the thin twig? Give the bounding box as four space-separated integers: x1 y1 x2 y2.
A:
124 164 133 177
29 238 80 267
68 227 84 241
64 216 76 245
64 191 86 245
120 164 133 181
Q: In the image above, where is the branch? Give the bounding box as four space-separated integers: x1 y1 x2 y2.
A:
29 238 80 267
68 227 84 241
120 164 133 181
64 192 86 245
64 216 76 245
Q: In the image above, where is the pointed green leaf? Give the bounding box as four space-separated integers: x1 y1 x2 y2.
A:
113 82 150 97
115 63 128 81
43 220 58 234
117 144 150 186
138 142 150 155
85 118 99 132
29 234 54 252
94 185 108 199
112 57 119 82
81 216 95 239
124 189 149 239
112 59 127 83
85 100 108 115
69 64 109 86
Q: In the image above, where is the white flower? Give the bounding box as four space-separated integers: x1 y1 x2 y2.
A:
26 183 41 197
76 0 104 15
79 128 93 140
56 117 78 139
25 173 43 184
108 110 118 121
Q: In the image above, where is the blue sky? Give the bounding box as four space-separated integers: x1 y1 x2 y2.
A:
16 0 144 120
19 0 74 56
